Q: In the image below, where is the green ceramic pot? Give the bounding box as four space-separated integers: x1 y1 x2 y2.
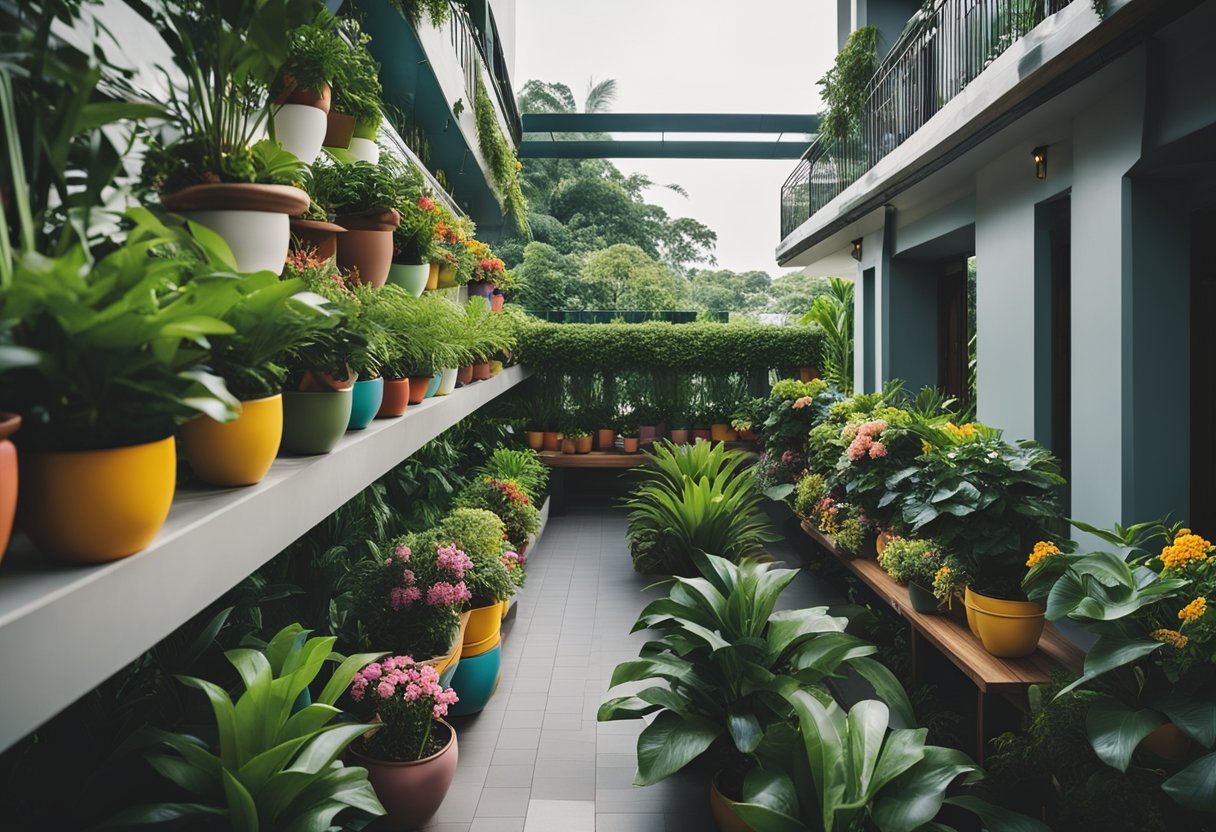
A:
387 262 429 297
281 390 353 455
908 581 940 615
425 371 443 398
348 378 385 431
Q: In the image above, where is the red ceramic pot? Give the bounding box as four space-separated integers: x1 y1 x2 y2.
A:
336 209 400 288
472 362 492 381
0 413 20 561
622 437 640 453
693 428 712 442
407 376 432 405
739 428 759 441
596 429 616 450
457 366 475 387
378 378 410 418
542 431 561 452
351 721 459 831
298 368 357 392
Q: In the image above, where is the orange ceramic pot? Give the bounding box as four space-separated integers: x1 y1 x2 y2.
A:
289 218 345 261
542 432 561 452
407 376 432 405
457 365 475 386
875 530 896 556
575 435 593 454
21 436 176 563
669 429 690 445
622 437 640 453
964 587 1045 658
0 413 20 561
597 429 617 450
351 721 458 831
378 378 411 418
336 209 400 288
471 362 491 381
179 394 283 487
491 293 505 312
526 431 544 450
275 77 332 112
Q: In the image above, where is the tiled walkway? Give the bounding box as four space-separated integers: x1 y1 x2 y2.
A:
428 504 838 832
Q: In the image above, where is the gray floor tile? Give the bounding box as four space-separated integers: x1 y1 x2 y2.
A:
476 787 532 818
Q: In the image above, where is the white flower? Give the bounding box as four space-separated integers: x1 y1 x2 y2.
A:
987 451 999 459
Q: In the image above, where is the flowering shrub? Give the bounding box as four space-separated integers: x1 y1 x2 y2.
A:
350 656 459 762
433 508 517 606
455 476 540 551
502 549 526 587
792 472 827 519
877 537 945 588
756 378 840 475
755 448 806 493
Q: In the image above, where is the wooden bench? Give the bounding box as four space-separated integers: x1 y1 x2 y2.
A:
538 450 644 468
799 519 1083 761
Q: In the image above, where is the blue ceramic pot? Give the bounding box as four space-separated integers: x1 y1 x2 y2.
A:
425 371 443 398
447 644 501 716
348 377 384 431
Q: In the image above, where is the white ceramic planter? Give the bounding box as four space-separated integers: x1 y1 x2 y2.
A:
435 368 459 396
273 104 327 165
387 262 430 297
347 137 380 164
179 209 290 274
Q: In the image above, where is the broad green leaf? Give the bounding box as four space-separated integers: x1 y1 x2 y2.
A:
288 723 377 776
597 695 662 721
1085 695 1164 772
1161 752 1216 812
222 767 259 832
145 753 220 799
944 795 1052 831
850 657 915 728
178 675 240 771
102 802 227 826
1058 636 1163 696
317 651 386 707
731 802 810 832
1159 687 1216 747
633 710 722 786
728 709 763 754
871 745 977 832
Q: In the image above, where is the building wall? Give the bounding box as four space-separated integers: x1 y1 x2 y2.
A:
488 0 516 76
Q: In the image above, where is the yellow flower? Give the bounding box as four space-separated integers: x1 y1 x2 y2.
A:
934 565 951 581
945 422 977 440
1026 541 1062 568
1151 628 1189 648
1179 596 1207 622
1159 534 1213 570
1177 528 1192 539
921 439 932 454
515 159 522 171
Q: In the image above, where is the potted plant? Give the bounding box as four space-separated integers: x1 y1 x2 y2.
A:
668 409 691 446
620 419 641 454
596 411 619 451
347 656 461 829
566 428 593 454
876 536 949 614
0 209 243 563
710 403 739 442
730 397 764 441
360 284 419 418
114 624 386 830
458 296 516 387
271 9 347 164
388 166 441 296
311 158 403 287
327 18 383 157
691 404 713 443
135 0 314 273
455 477 540 553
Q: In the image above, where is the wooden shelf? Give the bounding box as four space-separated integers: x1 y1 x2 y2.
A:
0 366 531 752
539 450 644 469
799 520 1082 693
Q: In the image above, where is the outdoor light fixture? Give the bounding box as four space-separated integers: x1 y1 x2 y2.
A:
851 238 863 261
1032 145 1048 180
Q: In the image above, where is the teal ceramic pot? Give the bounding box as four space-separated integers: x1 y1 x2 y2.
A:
348 377 385 431
908 581 940 615
439 661 459 688
387 262 429 297
281 390 353 455
447 644 501 716
425 371 443 398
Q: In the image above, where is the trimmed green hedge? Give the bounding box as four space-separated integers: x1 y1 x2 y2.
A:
514 322 823 372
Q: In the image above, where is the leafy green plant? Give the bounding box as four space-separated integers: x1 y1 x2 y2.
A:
598 553 913 788
273 7 347 100
111 623 385 831
330 17 383 127
818 26 878 141
624 440 779 575
735 696 1047 832
440 508 509 563
455 476 540 551
474 448 549 503
459 296 517 363
798 277 854 393
877 537 945 587
793 473 827 518
472 72 528 235
310 158 403 218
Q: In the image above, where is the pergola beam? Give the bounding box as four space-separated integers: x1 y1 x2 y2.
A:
519 139 812 160
520 112 819 134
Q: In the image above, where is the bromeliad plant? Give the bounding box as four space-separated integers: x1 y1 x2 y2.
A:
113 623 386 830
598 553 913 789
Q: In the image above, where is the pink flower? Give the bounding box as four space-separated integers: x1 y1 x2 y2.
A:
418 196 436 211
390 585 422 610
395 545 411 561
846 434 872 461
792 395 814 410
869 442 888 459
433 703 448 718
404 683 421 702
427 581 472 607
362 663 382 681
375 680 394 699
436 545 473 579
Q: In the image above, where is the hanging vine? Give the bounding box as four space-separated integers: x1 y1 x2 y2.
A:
473 72 530 237
818 26 879 141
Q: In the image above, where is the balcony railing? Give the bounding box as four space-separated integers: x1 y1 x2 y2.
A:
780 0 1076 239
448 2 523 146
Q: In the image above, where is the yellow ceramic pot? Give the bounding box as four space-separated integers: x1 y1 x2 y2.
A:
710 773 754 832
21 436 176 563
463 602 504 658
436 264 458 288
179 394 283 487
963 586 1045 658
499 598 510 620
423 611 470 677
710 423 739 442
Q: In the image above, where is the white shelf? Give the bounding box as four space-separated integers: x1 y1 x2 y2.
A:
0 366 531 752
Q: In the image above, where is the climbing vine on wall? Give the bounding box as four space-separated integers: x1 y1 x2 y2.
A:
818 26 879 141
474 72 530 237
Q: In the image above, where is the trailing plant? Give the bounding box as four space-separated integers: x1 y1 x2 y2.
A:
330 17 383 127
111 623 386 830
472 72 528 235
818 25 878 141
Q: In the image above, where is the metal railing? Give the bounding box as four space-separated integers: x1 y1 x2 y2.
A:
780 0 1076 239
448 2 523 146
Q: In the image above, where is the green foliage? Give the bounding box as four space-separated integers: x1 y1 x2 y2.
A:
391 0 452 27
458 296 517 362
474 448 549 503
624 440 779 575
513 242 581 310
274 8 346 98
798 276 854 393
793 473 827 518
439 508 509 563
514 321 824 372
454 476 540 554
331 17 383 126
284 256 391 380
577 244 686 310
473 73 528 235
686 268 773 313
818 26 878 141
112 624 385 831
598 553 913 787
310 157 404 217
877 537 945 587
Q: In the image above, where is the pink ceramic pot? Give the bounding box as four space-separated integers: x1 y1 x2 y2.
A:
352 720 458 831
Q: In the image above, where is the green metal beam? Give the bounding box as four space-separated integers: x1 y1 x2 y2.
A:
521 113 819 134
519 139 811 160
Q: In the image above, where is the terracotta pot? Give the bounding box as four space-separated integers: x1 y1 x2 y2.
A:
298 367 357 393
491 293 505 312
323 111 356 148
179 394 283 487
597 429 617 450
575 435 593 454
964 587 1045 658
162 183 310 274
21 436 176 563
378 378 410 418
799 366 820 383
472 362 492 381
0 413 20 560
351 721 458 831
622 437 640 453
526 431 544 450
1139 723 1194 761
275 78 332 112
693 428 712 442
456 366 475 387
336 209 401 288
289 218 345 261
426 264 441 290
542 431 562 452
561 438 577 454
711 423 739 442
407 376 432 405
710 772 754 832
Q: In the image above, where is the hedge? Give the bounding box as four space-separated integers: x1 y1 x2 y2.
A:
514 322 823 373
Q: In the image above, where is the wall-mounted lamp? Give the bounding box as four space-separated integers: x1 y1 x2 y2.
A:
851 238 863 261
1032 145 1048 180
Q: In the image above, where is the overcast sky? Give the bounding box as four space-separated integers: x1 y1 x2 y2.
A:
513 0 839 275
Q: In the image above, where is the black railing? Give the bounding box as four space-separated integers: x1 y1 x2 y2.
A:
780 0 1077 239
449 2 522 146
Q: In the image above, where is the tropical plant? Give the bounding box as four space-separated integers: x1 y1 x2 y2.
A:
624 441 779 575
799 276 854 393
310 158 403 218
403 293 471 375
459 296 517 363
598 553 914 788
440 507 510 563
111 623 386 830
734 696 1048 832
474 448 549 503
273 7 347 101
330 17 382 127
